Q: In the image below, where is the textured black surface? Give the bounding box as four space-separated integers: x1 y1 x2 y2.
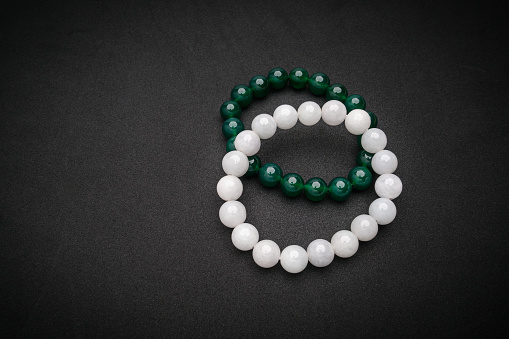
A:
1 0 509 336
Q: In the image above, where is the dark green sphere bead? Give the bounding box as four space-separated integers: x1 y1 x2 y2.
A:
308 72 330 95
326 83 348 102
288 67 309 89
348 166 373 191
356 150 374 171
220 101 241 120
345 94 366 112
259 163 283 187
245 155 261 177
357 135 363 149
222 118 245 139
304 177 328 202
267 68 288 90
328 177 352 202
280 173 304 198
231 85 253 108
226 136 236 152
367 110 378 128
249 75 270 98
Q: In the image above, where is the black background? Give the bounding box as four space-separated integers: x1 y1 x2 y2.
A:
1 0 509 337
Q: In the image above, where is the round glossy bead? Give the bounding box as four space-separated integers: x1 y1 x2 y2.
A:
231 223 259 251
345 109 371 135
305 177 328 201
356 150 374 171
331 230 359 258
222 151 249 177
280 245 308 273
321 100 347 126
249 75 270 98
367 110 378 128
344 94 366 112
375 174 403 200
288 67 309 89
328 177 352 201
253 240 280 268
217 175 243 201
371 150 398 175
245 155 261 177
267 67 288 90
273 104 298 129
297 101 322 126
219 200 246 228
280 173 304 197
259 163 282 187
326 83 348 102
361 128 387 153
222 118 244 139
220 101 241 120
350 214 378 241
251 114 277 139
234 130 261 156
231 85 253 108
369 198 397 225
348 166 372 191
308 72 330 95
307 239 334 267
226 136 236 152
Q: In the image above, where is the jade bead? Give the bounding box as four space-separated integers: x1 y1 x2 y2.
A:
280 173 304 197
305 177 328 202
348 166 373 191
288 67 309 89
259 163 283 187
328 177 352 202
308 72 330 95
222 118 245 139
245 155 261 177
267 68 288 90
345 94 366 112
356 150 374 171
357 135 363 149
226 136 236 152
249 75 270 98
231 85 253 108
220 101 241 120
367 110 378 128
326 84 348 102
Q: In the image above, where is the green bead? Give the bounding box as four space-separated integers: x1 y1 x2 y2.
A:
326 83 348 102
249 75 270 98
357 135 363 149
222 118 244 139
280 173 304 197
231 85 253 108
288 67 309 89
308 72 330 95
366 110 378 128
220 101 241 120
245 155 261 177
259 163 283 187
328 177 352 202
345 94 366 112
267 67 288 89
356 150 374 171
226 136 236 152
304 177 328 202
348 166 373 191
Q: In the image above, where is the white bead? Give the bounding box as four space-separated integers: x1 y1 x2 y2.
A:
361 128 387 153
251 114 277 139
280 245 308 273
331 230 359 258
321 100 347 126
371 150 398 175
306 239 334 267
273 104 298 129
231 223 259 251
217 175 243 201
252 240 280 268
219 201 246 228
369 198 397 225
350 214 378 241
345 109 371 135
234 130 261 156
222 151 249 177
375 174 403 200
297 101 321 126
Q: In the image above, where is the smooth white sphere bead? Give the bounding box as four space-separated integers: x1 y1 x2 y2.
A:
231 223 259 251
280 245 308 273
375 174 403 200
297 101 322 126
217 175 243 201
371 150 398 175
306 239 335 267
331 230 359 258
222 151 249 177
273 104 298 129
321 100 347 126
219 201 246 228
369 198 397 225
351 214 378 241
345 109 371 135
361 128 387 153
252 240 280 268
251 114 277 139
234 130 261 156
